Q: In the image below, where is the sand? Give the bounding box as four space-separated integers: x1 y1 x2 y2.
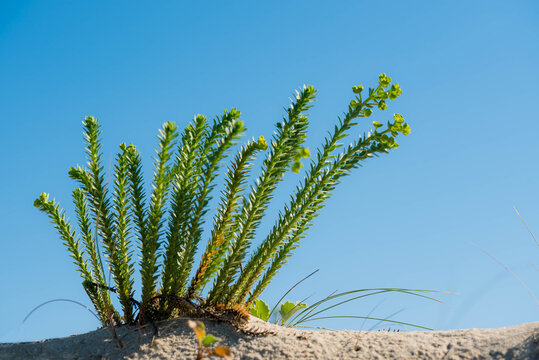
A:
1 317 538 359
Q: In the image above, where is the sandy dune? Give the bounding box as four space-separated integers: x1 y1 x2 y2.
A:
1 317 537 359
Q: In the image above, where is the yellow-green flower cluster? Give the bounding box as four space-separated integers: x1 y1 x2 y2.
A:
390 113 411 136
345 73 409 152
348 73 403 122
373 74 402 103
370 113 411 150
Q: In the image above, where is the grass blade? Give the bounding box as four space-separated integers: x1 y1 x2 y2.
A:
22 299 100 325
299 316 433 331
514 207 539 248
268 269 319 320
472 242 539 307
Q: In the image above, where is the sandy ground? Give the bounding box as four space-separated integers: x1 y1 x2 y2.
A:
1 317 538 359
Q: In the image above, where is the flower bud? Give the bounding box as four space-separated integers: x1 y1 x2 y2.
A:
393 113 404 123
379 73 392 87
372 121 383 128
378 100 387 110
363 108 373 117
257 135 268 150
301 147 311 158
291 162 303 173
402 123 411 136
229 108 241 119
389 83 402 100
376 89 389 100
352 85 364 94
305 85 316 94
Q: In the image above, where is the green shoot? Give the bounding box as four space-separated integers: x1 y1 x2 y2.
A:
188 320 233 360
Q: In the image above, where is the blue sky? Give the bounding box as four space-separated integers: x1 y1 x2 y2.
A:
1 0 539 342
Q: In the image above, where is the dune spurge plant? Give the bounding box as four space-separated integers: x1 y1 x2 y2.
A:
35 73 410 327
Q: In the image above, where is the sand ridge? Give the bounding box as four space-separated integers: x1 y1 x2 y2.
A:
1 317 538 359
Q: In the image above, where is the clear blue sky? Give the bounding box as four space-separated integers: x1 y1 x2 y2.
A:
1 0 539 343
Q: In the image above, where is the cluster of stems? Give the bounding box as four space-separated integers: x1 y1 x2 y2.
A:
35 74 410 325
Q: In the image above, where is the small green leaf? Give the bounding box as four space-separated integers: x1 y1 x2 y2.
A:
234 120 244 132
279 301 308 324
250 299 270 321
202 334 221 347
